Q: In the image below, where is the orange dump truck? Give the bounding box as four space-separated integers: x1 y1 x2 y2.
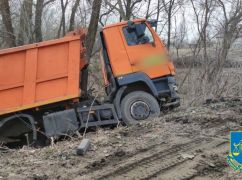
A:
0 19 179 144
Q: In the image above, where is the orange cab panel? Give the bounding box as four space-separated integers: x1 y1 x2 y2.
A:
119 21 173 79
103 26 132 77
0 33 86 116
103 19 174 79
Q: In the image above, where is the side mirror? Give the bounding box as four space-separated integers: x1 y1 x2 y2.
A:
147 20 158 28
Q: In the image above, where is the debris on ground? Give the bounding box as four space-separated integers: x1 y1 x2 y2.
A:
1 98 242 179
76 139 91 156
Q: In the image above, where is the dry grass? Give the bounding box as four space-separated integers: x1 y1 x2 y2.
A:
87 48 242 107
172 47 242 107
176 68 242 107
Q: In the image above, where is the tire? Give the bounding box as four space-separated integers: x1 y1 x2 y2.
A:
121 91 160 125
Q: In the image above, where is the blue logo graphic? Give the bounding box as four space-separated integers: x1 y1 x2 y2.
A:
227 131 242 171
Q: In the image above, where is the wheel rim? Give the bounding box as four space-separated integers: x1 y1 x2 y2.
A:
130 101 150 120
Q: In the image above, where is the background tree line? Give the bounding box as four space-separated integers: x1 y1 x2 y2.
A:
0 0 241 52
0 0 242 104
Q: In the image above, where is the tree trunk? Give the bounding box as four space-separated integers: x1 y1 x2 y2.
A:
167 0 175 50
167 10 171 50
0 0 16 47
35 0 44 42
57 0 69 37
145 0 152 19
116 0 126 20
155 0 161 32
18 0 33 45
85 0 102 61
125 0 132 20
202 0 209 70
69 0 81 31
61 0 68 36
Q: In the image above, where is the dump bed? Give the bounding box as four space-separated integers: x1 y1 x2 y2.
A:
0 31 86 116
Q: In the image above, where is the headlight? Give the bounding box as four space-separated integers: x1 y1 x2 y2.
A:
173 85 178 91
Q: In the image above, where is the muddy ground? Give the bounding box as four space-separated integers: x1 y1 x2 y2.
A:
1 98 242 180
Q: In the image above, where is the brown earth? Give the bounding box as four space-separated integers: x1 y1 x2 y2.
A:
1 98 242 180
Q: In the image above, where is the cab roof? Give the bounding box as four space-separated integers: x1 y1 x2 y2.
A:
102 18 146 31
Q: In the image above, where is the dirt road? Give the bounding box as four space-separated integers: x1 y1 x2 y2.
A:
1 98 242 180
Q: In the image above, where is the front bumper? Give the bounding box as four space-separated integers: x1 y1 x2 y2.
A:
152 76 180 108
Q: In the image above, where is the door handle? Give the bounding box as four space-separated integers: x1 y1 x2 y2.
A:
130 60 139 66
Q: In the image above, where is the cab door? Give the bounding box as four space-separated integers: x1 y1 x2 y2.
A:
119 22 172 79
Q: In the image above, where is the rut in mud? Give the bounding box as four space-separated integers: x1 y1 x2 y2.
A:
1 98 242 180
89 138 227 180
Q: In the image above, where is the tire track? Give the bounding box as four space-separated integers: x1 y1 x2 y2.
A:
151 140 229 180
97 138 206 180
95 137 227 180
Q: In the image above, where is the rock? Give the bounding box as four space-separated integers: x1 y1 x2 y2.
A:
76 139 91 156
201 154 206 158
114 150 126 157
116 135 121 139
181 153 195 159
208 162 215 167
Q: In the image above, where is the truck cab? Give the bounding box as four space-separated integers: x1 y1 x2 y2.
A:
100 19 179 124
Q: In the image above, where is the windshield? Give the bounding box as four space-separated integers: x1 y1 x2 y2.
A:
123 23 154 46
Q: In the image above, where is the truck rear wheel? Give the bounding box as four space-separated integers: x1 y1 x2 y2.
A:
121 91 160 125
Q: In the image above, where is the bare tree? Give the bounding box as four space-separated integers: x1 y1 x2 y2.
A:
0 0 16 47
161 0 183 50
69 0 81 31
99 2 118 26
216 0 242 69
155 0 162 32
85 0 103 61
34 0 55 42
198 0 213 62
190 0 215 74
18 0 33 45
77 0 89 28
105 0 143 20
173 13 186 58
145 0 152 19
57 0 69 37
162 0 174 50
35 0 44 42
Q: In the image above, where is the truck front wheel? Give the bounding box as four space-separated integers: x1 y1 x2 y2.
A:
121 91 160 125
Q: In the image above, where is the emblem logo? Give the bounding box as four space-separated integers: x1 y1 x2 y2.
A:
227 131 242 172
